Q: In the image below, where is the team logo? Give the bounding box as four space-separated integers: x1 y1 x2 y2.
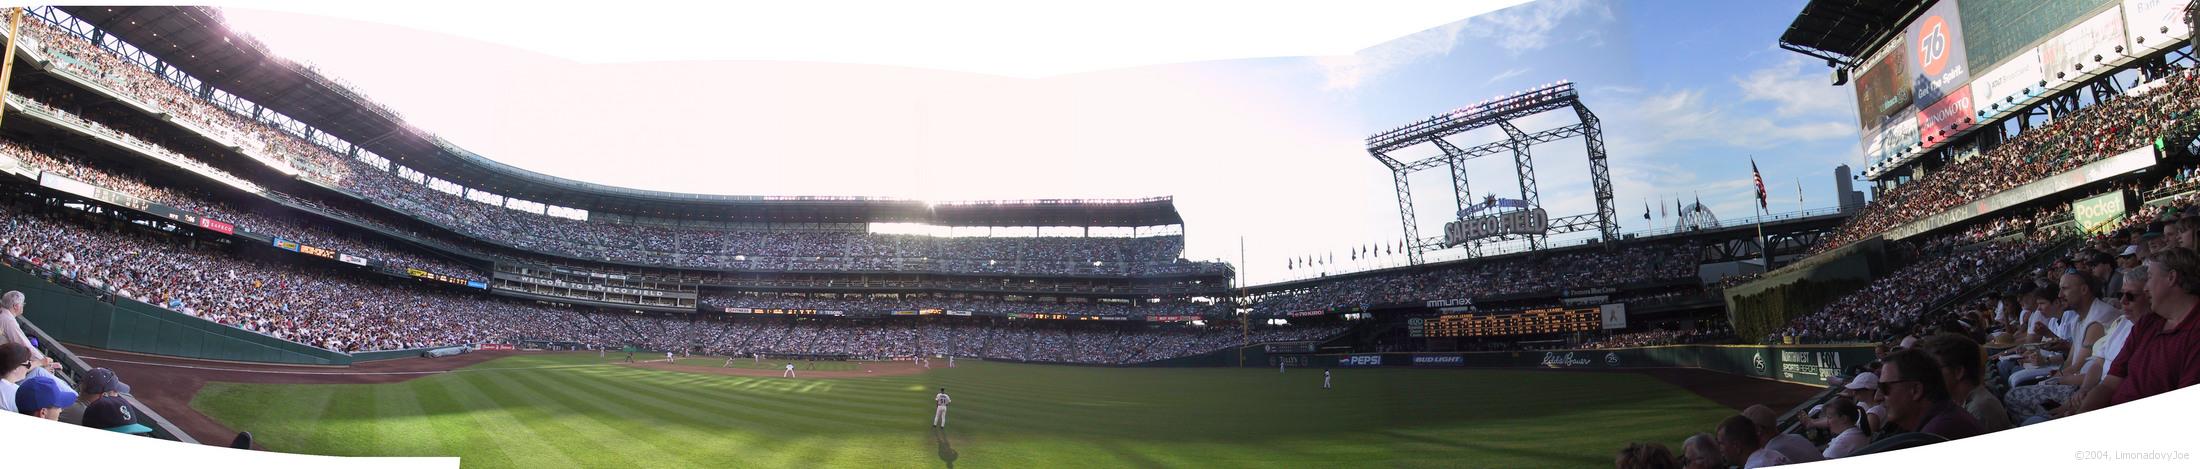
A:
1541 352 1591 368
1915 15 1952 76
1604 353 1620 366
1752 352 1767 373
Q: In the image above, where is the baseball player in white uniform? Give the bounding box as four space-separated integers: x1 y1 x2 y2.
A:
1323 369 1332 389
783 363 796 378
666 352 674 361
948 355 955 368
933 388 952 428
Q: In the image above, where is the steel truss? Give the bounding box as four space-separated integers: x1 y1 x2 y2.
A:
1365 83 1616 265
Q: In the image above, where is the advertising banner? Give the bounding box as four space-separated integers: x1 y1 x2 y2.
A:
197 218 235 235
1424 298 1474 309
1888 146 2156 239
1286 310 1326 318
1411 355 1464 367
1600 303 1628 330
1960 0 2116 73
1864 114 1921 168
2073 190 2129 233
1968 48 2045 117
1917 84 1977 146
724 307 754 314
272 237 301 252
2039 6 2129 89
1853 35 1915 129
2124 0 2194 55
466 281 488 289
1337 355 1384 367
1905 0 1971 104
946 310 974 316
338 253 369 266
477 344 515 351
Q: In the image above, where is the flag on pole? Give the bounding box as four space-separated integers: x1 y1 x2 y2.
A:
1661 197 1669 218
1751 158 1768 210
1643 201 1651 220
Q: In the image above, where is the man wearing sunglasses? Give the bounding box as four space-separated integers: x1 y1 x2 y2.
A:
2080 248 2200 412
1869 348 1984 444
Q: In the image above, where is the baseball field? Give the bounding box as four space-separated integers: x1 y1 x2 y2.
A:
182 352 1761 468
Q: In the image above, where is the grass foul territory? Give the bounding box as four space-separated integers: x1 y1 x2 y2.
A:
193 353 1734 468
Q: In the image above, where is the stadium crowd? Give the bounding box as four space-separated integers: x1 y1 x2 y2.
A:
14 16 1229 278
1248 242 1698 316
1811 70 2200 256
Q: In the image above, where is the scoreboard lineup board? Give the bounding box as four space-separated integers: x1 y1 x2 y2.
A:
1421 307 1600 338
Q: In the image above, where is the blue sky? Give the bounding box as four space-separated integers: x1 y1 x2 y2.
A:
215 0 1865 285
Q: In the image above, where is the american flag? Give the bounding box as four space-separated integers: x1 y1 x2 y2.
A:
1751 158 1767 210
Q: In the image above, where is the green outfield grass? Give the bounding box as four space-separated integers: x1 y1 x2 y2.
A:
666 356 864 371
193 353 1737 468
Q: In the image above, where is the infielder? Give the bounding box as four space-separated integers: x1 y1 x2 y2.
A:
932 388 952 428
948 355 955 368
783 363 796 378
666 351 674 361
1323 369 1332 389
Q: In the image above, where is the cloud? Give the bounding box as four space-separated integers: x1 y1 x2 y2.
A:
1316 0 1595 90
1484 67 1531 85
1735 57 1854 118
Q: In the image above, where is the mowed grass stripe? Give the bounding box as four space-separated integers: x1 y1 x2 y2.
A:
431 372 584 468
559 366 903 434
369 379 447 457
498 366 784 466
573 366 926 420
467 368 692 468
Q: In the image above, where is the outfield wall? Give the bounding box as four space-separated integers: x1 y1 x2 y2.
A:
1140 343 1868 388
0 264 408 366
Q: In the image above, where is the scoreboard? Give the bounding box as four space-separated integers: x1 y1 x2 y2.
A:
1420 307 1599 338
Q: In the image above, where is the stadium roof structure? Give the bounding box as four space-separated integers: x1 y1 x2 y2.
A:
57 6 1184 227
1777 0 1930 66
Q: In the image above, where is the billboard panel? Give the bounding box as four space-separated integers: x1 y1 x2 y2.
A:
1907 0 1972 105
1863 114 1922 167
1917 84 1978 146
2038 6 2129 89
1961 0 2116 73
1968 48 2045 117
1853 36 1914 129
2124 0 2195 55
2073 190 2129 233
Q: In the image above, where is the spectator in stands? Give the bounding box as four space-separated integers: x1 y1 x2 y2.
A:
81 395 154 434
1714 415 1782 468
1871 348 1985 441
1818 396 1869 459
1680 433 1724 469
14 374 76 420
1614 442 1679 469
1838 372 1887 431
1914 333 2010 432
1741 404 1822 464
2080 248 2200 412
63 367 130 425
0 342 51 413
0 291 49 364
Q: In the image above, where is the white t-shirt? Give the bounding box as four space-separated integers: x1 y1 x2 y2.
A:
1766 434 1824 464
1744 446 1791 468
1822 427 1868 459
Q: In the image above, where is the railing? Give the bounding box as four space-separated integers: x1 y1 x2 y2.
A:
15 316 198 444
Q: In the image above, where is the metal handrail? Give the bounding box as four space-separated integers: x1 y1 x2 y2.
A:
15 317 198 444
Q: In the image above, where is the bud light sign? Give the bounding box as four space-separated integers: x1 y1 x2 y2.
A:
1412 355 1464 366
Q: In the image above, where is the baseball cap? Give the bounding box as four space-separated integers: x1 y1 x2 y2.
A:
1844 372 1879 391
77 367 130 395
82 396 153 434
15 375 78 415
2122 245 2142 257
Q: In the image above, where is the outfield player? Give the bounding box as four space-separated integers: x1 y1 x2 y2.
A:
948 355 955 368
723 355 734 368
1323 369 1332 389
784 363 796 378
933 388 952 428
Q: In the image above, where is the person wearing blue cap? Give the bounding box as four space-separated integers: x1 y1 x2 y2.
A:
16 374 78 420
